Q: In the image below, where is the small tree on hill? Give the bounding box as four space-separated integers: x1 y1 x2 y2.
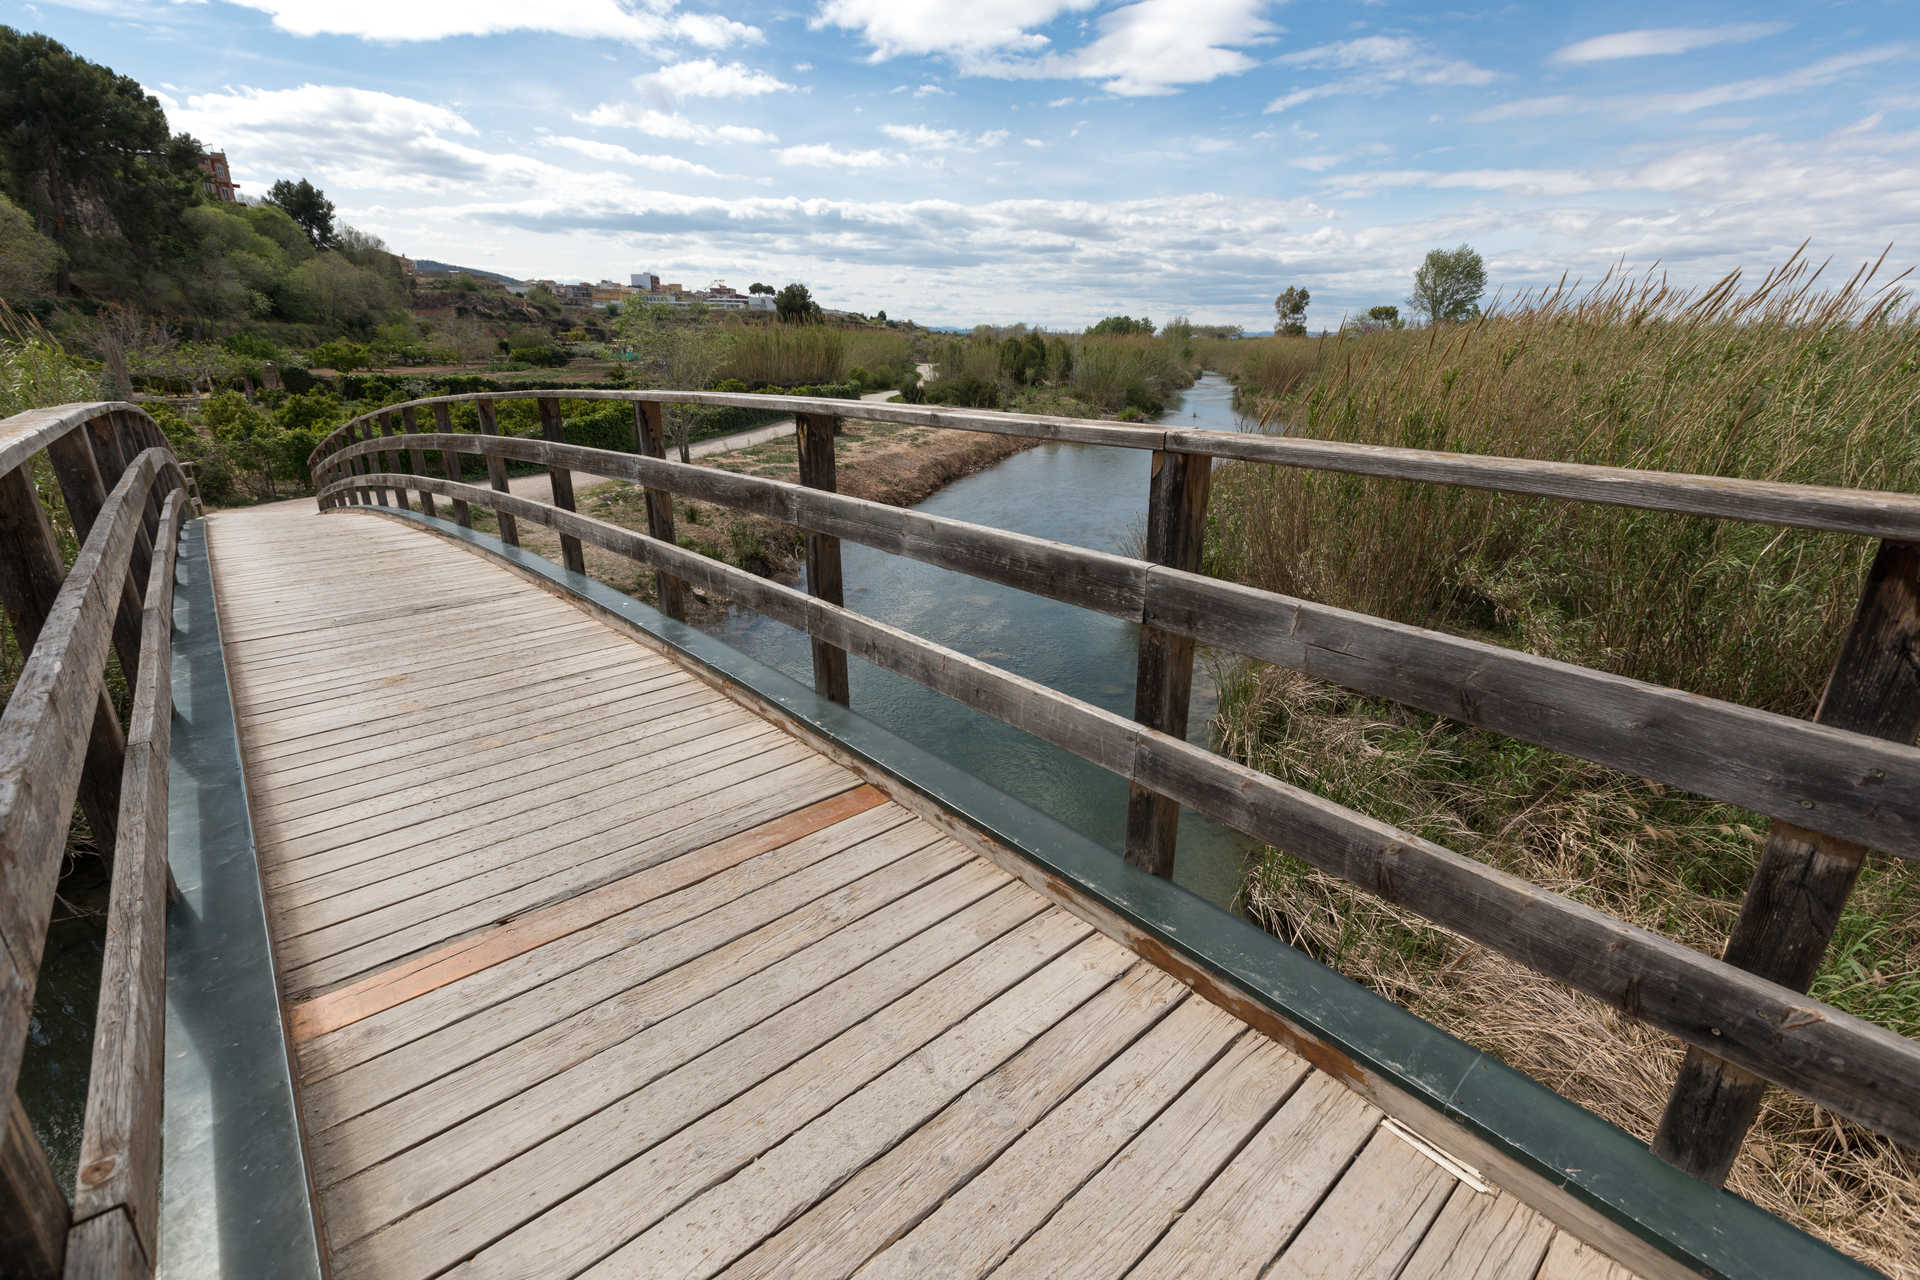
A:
775 282 820 324
266 178 337 249
1274 286 1310 336
1407 244 1486 326
748 282 774 295
1367 304 1401 328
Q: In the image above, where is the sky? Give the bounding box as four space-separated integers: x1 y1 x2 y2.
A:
7 1 1920 330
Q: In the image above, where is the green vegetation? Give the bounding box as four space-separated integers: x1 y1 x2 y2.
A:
913 323 1192 417
1202 254 1920 1268
1406 243 1488 325
1273 286 1309 336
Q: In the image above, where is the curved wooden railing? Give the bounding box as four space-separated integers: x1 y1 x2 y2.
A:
0 402 197 1277
308 388 1920 1191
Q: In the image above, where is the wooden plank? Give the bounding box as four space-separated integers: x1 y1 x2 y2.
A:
310 842 989 1218
1124 446 1210 877
853 997 1240 1279
327 884 1062 1279
1397 1188 1558 1280
1265 1128 1456 1278
377 416 410 510
432 402 471 527
1126 1071 1381 1280
993 1032 1307 1279
475 400 518 546
537 396 585 573
1655 538 1920 1182
400 406 438 519
59 1207 145 1279
45 424 146 685
2 1095 68 1279
795 411 850 706
591 939 1141 1278
1536 1233 1639 1280
725 966 1188 1280
287 786 890 1041
633 401 685 619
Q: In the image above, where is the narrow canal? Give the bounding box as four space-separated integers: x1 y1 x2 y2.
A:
707 373 1264 910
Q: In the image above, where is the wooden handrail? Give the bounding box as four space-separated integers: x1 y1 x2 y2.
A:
322 464 1920 1154
0 400 190 1279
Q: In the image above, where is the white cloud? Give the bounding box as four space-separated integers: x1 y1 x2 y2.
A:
546 135 729 178
1266 35 1496 112
970 0 1276 96
1467 47 1912 123
1046 96 1076 108
793 61 814 72
881 124 1009 151
1552 23 1789 65
776 142 901 169
633 59 792 101
913 83 951 97
574 103 777 144
212 0 761 47
814 0 1097 59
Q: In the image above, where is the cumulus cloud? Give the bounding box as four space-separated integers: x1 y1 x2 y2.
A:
881 124 1008 151
211 0 761 46
1552 23 1789 65
813 0 1097 59
573 103 777 144
633 58 793 101
776 142 901 169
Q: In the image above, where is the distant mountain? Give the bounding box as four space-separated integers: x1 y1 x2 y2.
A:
412 259 524 286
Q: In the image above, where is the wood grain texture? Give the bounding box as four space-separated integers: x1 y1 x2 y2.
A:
2 1095 68 1279
632 401 685 619
536 396 584 573
400 407 438 519
1266 1128 1457 1278
475 400 518 545
795 411 850 706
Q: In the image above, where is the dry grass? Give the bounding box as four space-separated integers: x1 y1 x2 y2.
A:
1205 251 1920 1276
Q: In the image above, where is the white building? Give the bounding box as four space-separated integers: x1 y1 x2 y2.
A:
631 272 659 291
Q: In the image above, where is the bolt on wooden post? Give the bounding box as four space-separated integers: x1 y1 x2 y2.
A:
537 397 586 574
633 402 687 620
795 411 851 706
1652 538 1920 1184
1123 448 1213 878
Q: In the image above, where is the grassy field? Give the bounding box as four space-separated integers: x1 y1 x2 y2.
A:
1200 253 1920 1275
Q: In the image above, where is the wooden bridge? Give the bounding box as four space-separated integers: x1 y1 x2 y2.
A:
3 390 1918 1278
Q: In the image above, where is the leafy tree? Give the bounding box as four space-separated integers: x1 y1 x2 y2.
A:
615 305 732 459
1407 244 1487 325
874 310 886 324
202 390 281 497
1086 315 1154 337
748 282 774 295
266 178 336 249
1366 304 1401 328
0 26 204 290
1274 286 1310 337
308 339 372 372
775 282 820 324
0 193 59 301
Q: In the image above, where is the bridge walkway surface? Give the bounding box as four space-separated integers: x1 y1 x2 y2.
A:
204 500 1629 1279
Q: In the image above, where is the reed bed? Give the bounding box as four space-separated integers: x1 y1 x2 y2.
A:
1205 251 1920 1276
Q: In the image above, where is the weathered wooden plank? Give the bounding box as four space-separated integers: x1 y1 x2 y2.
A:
474 400 518 546
537 396 585 573
1397 1188 1558 1280
400 407 438 519
327 886 1062 1279
632 401 685 619
1124 447 1211 877
593 938 1139 1278
995 1033 1306 1279
795 411 850 706
2 1095 68 1279
852 997 1239 1279
67 493 185 1267
1266 1128 1456 1278
432 402 471 527
376 416 410 510
1536 1233 1639 1280
725 966 1186 1279
45 425 146 684
59 1206 146 1279
1126 1071 1380 1280
1655 537 1920 1181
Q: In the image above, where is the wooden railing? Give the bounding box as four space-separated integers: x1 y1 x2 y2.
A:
0 402 196 1278
307 388 1920 1191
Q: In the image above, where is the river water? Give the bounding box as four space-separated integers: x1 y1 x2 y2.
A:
706 373 1263 909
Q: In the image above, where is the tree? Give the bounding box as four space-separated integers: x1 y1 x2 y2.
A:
0 193 60 302
615 305 732 460
1407 244 1486 325
775 282 820 324
1274 286 1310 337
1086 315 1154 337
748 282 774 295
874 309 886 324
266 178 336 249
1366 304 1401 328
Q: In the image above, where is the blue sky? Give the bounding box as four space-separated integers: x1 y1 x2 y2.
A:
7 0 1919 328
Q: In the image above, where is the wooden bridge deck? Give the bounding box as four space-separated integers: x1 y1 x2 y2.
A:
203 502 1630 1280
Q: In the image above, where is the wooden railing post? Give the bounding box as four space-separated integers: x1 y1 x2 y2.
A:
795 411 850 706
401 407 439 519
2 1096 68 1279
633 402 686 620
378 414 411 511
537 397 586 574
95 414 158 593
336 425 361 506
433 403 471 529
476 401 518 547
0 468 124 860
46 427 146 691
1653 539 1920 1183
1123 448 1213 877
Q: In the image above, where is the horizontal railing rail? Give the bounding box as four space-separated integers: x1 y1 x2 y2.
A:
305 387 1920 1196
0 400 196 1278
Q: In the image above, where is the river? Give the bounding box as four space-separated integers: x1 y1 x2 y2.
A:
706 373 1263 909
